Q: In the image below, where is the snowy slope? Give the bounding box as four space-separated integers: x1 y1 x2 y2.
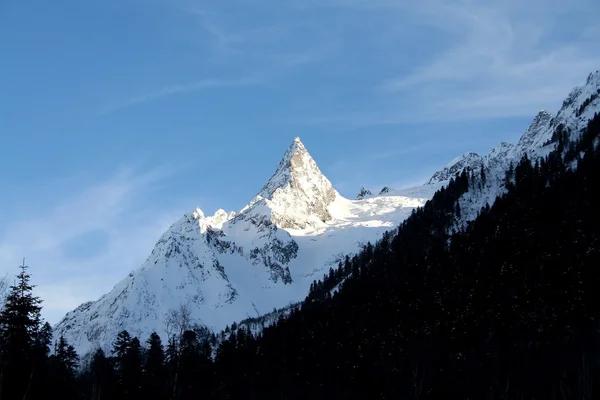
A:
55 70 600 357
54 137 432 356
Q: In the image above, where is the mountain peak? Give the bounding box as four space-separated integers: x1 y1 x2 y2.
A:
528 110 553 131
428 152 484 184
279 137 306 160
251 138 339 229
356 186 372 200
534 109 552 122
517 110 554 150
586 70 600 85
258 137 320 198
379 186 391 195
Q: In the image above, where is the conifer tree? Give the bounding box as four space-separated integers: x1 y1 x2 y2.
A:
177 330 202 398
49 336 79 398
111 330 133 399
90 348 117 400
122 337 142 398
35 322 52 358
165 336 179 399
144 332 167 400
0 259 44 400
112 330 132 361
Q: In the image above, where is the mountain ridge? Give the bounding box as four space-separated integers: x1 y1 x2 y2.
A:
54 70 600 357
54 137 432 356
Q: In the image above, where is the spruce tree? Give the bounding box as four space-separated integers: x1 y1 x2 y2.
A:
165 336 179 399
112 330 132 361
90 348 117 400
0 259 44 400
49 336 79 398
177 330 201 398
35 322 52 359
144 332 167 400
111 331 143 399
54 336 78 377
122 337 142 398
30 321 53 397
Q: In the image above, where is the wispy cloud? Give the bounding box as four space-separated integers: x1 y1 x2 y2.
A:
0 166 194 324
376 0 600 120
183 7 246 55
177 1 338 72
277 0 599 128
100 75 263 114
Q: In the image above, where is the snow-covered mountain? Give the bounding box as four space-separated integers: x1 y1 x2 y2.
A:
55 70 600 357
55 137 435 356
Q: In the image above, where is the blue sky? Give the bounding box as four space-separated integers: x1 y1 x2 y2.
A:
0 0 598 323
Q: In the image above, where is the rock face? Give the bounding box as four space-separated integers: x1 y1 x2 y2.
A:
378 187 390 195
248 137 339 229
356 186 372 200
428 152 484 184
517 110 553 150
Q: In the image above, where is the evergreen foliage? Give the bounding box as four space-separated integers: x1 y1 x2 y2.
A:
143 332 167 400
48 336 79 398
0 260 45 399
207 113 600 399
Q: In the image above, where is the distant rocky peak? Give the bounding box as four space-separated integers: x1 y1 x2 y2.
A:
247 137 338 229
379 186 391 195
529 110 553 130
356 186 372 200
211 209 234 228
428 152 484 184
189 207 234 232
517 110 553 149
192 207 205 219
587 70 600 86
258 137 319 199
559 71 600 115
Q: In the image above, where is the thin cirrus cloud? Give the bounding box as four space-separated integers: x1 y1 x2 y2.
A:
99 74 264 115
267 0 600 128
183 7 247 55
178 0 343 70
375 0 600 121
95 0 599 126
0 165 194 324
